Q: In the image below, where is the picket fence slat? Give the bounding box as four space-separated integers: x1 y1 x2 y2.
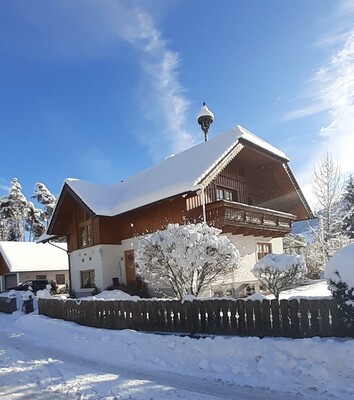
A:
38 297 352 339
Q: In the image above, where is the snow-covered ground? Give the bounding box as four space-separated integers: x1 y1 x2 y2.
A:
1 290 353 399
272 280 332 300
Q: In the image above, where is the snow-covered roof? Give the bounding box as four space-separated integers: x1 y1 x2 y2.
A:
0 241 68 273
65 125 289 217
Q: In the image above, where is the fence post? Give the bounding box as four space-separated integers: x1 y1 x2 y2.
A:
280 299 290 337
261 300 271 337
289 299 300 338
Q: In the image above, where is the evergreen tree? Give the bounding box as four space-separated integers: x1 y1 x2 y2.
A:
341 174 354 239
33 182 56 226
0 178 28 241
26 201 46 241
0 178 45 241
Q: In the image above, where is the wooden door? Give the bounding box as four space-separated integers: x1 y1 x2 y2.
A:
124 250 136 285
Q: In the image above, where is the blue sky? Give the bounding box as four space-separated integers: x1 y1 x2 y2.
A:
1 0 354 208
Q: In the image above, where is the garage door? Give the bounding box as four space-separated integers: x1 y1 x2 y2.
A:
5 274 17 289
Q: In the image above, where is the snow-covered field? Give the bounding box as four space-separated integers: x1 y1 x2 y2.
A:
0 290 353 400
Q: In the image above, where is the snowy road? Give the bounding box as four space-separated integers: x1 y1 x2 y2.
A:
0 312 353 399
0 329 301 400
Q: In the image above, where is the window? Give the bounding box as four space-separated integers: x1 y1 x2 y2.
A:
216 187 237 201
80 269 95 288
216 188 224 201
78 208 92 248
257 243 272 260
224 189 233 201
56 274 65 284
36 274 46 280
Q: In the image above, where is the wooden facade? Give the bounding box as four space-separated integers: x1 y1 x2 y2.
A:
49 143 310 253
0 253 10 275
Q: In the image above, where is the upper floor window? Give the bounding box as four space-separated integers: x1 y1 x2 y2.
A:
78 208 92 248
257 243 272 260
216 187 236 202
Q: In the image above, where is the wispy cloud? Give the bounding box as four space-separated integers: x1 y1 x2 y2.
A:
284 2 354 202
108 6 195 159
310 30 354 175
71 2 195 161
2 1 193 162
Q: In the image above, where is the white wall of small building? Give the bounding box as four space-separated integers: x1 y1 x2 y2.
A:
69 244 132 297
18 271 69 284
0 271 69 291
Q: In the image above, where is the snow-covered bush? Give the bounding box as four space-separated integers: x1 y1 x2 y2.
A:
134 223 240 299
325 243 354 330
251 253 307 300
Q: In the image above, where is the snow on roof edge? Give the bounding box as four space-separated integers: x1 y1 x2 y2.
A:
237 125 289 161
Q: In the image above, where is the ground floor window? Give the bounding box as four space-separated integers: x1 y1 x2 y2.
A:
80 269 95 288
257 243 272 260
36 274 46 280
56 274 65 284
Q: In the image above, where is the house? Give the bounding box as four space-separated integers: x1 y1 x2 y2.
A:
46 124 312 298
0 241 69 291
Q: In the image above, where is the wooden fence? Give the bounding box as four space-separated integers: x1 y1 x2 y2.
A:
38 297 351 338
0 297 17 314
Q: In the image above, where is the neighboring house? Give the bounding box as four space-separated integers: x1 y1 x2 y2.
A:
0 241 69 292
283 234 307 255
46 125 312 298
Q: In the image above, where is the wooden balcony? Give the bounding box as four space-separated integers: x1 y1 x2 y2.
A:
187 200 295 237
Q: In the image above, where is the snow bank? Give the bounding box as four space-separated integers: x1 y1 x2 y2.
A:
265 280 332 301
325 243 354 287
0 312 353 399
80 289 142 302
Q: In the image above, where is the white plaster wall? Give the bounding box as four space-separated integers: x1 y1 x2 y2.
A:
100 245 124 289
69 245 127 296
70 246 104 296
18 271 69 284
225 234 284 284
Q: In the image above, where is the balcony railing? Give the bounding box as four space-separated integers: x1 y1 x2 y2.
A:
187 200 295 234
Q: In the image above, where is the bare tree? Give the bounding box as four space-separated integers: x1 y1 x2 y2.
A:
313 152 343 241
311 152 348 263
134 223 240 299
251 253 307 300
